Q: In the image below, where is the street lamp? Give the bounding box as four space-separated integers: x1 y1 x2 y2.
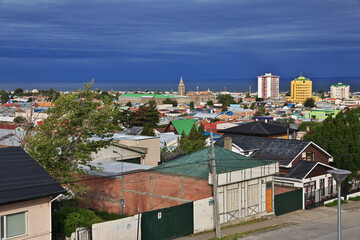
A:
209 110 231 238
113 150 125 215
327 169 351 240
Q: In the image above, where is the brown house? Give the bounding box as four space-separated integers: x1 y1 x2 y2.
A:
215 135 337 209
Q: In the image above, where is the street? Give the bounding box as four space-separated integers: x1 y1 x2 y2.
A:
243 203 360 240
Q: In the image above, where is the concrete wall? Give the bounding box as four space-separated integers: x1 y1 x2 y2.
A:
193 197 214 234
0 197 51 240
92 215 141 240
117 138 160 166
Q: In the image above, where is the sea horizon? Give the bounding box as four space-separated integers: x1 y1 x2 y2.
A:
1 76 359 93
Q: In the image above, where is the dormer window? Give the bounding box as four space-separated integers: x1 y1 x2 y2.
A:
302 151 314 161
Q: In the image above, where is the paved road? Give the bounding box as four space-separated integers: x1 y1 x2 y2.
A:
243 206 360 240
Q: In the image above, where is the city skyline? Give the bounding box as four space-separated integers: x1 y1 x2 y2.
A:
1 0 360 86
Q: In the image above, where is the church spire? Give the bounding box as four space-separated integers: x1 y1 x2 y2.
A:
178 76 185 95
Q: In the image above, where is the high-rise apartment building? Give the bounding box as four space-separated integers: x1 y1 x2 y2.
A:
178 76 185 95
330 83 350 99
257 73 279 100
290 76 312 103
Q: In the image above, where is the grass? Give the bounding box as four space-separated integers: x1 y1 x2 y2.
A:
349 196 360 201
325 199 348 207
209 223 290 240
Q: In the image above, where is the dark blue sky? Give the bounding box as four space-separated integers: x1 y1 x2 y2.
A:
1 0 360 90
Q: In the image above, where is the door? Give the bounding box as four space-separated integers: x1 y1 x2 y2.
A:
266 182 272 213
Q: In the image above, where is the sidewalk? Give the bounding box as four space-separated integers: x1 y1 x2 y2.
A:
176 200 360 240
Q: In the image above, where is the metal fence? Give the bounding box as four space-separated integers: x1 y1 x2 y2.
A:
305 186 337 209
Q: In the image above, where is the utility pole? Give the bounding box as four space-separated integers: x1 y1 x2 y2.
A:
210 131 221 238
209 112 229 238
113 150 125 215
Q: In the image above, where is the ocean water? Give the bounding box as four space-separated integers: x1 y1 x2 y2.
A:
1 77 359 92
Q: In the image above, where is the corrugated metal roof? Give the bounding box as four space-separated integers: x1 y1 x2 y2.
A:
0 147 66 205
215 134 310 166
219 121 298 136
152 146 276 179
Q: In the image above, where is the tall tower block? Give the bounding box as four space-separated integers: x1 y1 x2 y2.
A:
178 76 185 95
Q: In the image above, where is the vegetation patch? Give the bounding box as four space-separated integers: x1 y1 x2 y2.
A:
53 207 127 237
349 196 360 201
325 199 348 207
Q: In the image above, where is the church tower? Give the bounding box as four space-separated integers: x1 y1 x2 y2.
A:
178 76 185 95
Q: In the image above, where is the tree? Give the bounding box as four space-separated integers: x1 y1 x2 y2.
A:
189 101 195 110
163 98 178 107
129 100 159 128
0 91 9 103
14 88 24 95
243 104 248 109
14 116 26 123
216 94 236 108
285 91 291 96
141 124 155 136
255 97 264 102
125 101 132 107
27 97 34 102
24 81 119 193
250 103 256 110
206 100 214 106
179 124 207 154
303 109 360 180
304 98 316 108
259 106 266 115
112 107 134 129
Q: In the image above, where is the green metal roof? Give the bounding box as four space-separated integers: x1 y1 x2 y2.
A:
120 93 154 98
119 93 178 99
294 76 310 81
171 119 197 135
331 83 349 87
152 146 277 178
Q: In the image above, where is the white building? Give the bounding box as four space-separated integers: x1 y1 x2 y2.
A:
257 73 279 100
330 83 350 99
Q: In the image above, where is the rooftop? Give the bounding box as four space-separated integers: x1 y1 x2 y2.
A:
0 147 66 205
152 146 277 178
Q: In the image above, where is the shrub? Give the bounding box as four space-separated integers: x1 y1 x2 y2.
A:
349 196 360 201
325 199 347 207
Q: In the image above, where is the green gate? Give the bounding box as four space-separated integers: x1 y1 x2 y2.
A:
275 188 303 216
141 202 194 240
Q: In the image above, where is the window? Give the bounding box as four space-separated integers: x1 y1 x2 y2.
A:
320 179 325 196
1 212 27 239
227 189 239 212
302 151 314 161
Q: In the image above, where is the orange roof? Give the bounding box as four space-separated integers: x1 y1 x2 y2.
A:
34 102 54 107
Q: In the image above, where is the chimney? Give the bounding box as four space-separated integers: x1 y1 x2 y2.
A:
224 137 232 151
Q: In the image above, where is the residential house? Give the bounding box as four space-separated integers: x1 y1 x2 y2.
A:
0 147 66 239
92 134 161 166
215 135 337 209
81 146 278 224
218 121 298 139
163 119 198 135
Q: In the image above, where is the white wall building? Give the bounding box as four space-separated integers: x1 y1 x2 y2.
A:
330 83 350 99
257 73 279 100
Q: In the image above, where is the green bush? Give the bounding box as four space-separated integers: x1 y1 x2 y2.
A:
94 210 127 221
63 209 103 237
53 207 102 237
349 196 360 201
325 199 347 207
